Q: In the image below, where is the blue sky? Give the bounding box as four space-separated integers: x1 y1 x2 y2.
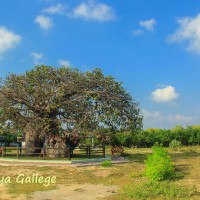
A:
0 0 200 129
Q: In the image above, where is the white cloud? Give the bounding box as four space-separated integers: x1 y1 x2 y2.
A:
0 27 21 54
30 52 43 65
151 85 179 103
168 14 200 54
43 3 66 15
141 109 162 120
140 19 156 31
71 0 115 21
35 15 53 30
58 59 71 67
174 114 195 122
141 109 200 129
132 29 144 36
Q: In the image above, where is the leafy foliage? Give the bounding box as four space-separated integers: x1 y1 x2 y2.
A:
144 145 175 181
101 160 112 167
169 139 182 150
0 124 22 144
110 131 135 147
129 126 200 148
0 66 142 147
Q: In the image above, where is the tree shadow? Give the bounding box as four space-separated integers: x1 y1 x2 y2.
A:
173 164 191 180
170 151 200 161
123 152 151 163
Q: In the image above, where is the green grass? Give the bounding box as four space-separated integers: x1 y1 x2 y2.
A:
123 181 196 200
101 160 112 167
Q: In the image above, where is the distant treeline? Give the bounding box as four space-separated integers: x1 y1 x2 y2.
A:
1 126 200 148
0 133 17 145
112 126 200 147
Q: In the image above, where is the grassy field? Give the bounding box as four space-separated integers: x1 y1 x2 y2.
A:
0 146 200 199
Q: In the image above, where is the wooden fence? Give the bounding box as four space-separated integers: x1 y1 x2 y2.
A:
0 146 106 160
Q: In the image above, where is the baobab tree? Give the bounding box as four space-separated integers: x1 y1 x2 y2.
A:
0 66 142 154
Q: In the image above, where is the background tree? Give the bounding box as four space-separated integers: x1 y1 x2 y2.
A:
0 66 142 152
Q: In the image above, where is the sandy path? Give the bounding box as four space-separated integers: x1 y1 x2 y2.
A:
32 184 117 200
0 184 117 200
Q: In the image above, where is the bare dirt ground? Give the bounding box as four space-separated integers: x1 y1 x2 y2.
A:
0 185 26 200
32 184 117 200
0 184 117 200
1 147 199 200
0 158 121 200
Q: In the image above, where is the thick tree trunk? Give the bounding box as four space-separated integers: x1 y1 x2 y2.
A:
24 123 80 158
24 125 44 155
45 137 68 158
44 134 80 158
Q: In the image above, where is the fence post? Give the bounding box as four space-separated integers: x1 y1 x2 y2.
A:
103 145 105 158
85 146 88 157
20 147 22 157
1 146 3 157
17 147 19 159
68 148 71 160
43 147 45 160
88 146 91 159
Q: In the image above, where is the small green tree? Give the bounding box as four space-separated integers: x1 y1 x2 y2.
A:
145 145 175 181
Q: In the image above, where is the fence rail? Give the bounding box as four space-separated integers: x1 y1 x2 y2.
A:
0 146 106 160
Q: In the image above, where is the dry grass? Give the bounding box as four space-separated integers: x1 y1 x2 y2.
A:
0 146 199 199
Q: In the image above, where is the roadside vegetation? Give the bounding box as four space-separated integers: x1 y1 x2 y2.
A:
111 125 200 148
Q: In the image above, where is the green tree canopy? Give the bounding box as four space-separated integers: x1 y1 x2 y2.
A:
0 66 142 148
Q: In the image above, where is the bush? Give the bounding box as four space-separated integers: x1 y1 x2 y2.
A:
110 131 135 147
101 160 112 167
169 139 182 150
144 145 175 181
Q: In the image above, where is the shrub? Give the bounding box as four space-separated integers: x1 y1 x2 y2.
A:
110 131 135 147
169 139 182 150
144 145 175 181
101 160 112 167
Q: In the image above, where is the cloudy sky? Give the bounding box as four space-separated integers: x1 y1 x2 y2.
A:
0 0 200 129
